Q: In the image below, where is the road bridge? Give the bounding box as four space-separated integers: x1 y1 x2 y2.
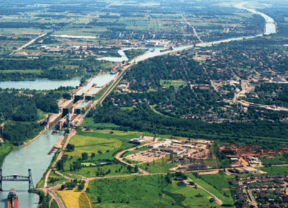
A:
0 169 34 191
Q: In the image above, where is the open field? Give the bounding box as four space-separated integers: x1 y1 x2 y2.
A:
61 129 145 177
139 156 177 173
187 173 234 205
199 173 233 201
160 80 187 89
0 69 42 74
258 166 288 175
81 118 120 129
86 175 220 208
56 189 82 208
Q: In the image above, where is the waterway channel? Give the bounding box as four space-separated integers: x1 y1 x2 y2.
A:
0 73 116 208
0 3 277 208
0 130 63 208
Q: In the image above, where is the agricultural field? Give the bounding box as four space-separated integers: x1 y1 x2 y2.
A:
56 189 89 208
86 175 220 208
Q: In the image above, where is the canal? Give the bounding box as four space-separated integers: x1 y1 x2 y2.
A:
0 130 63 208
0 73 116 208
0 4 277 207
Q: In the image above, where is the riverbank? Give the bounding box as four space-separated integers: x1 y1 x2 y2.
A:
0 143 13 168
0 126 47 168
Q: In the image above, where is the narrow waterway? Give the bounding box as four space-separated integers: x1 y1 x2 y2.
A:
0 130 63 208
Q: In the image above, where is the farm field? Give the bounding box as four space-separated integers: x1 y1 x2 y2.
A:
56 189 82 208
86 175 220 208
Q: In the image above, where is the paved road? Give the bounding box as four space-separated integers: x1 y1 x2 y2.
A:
11 33 47 55
182 14 203 43
48 187 65 208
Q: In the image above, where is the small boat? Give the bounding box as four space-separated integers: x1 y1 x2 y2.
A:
7 188 18 208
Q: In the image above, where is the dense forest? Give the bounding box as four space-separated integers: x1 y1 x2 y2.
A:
0 90 65 144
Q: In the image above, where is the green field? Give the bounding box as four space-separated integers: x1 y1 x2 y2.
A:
81 118 120 129
48 171 68 187
160 80 187 89
258 166 288 175
0 69 42 74
37 109 47 120
61 129 146 177
87 175 220 208
139 156 177 173
0 143 13 167
199 173 233 201
187 173 234 205
260 155 288 166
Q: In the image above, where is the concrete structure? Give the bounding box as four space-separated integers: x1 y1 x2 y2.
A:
128 138 145 144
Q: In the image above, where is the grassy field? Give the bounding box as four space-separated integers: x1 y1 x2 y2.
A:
260 155 288 166
61 129 145 177
86 175 220 208
160 80 187 89
199 173 233 200
139 156 177 173
0 143 13 167
79 192 92 208
56 189 82 208
0 69 42 74
258 166 288 175
48 171 68 187
81 118 119 129
187 173 234 205
37 109 47 120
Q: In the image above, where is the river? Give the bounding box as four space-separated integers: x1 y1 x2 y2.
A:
0 3 277 208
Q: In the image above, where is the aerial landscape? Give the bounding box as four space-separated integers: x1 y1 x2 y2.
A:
1 0 288 207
